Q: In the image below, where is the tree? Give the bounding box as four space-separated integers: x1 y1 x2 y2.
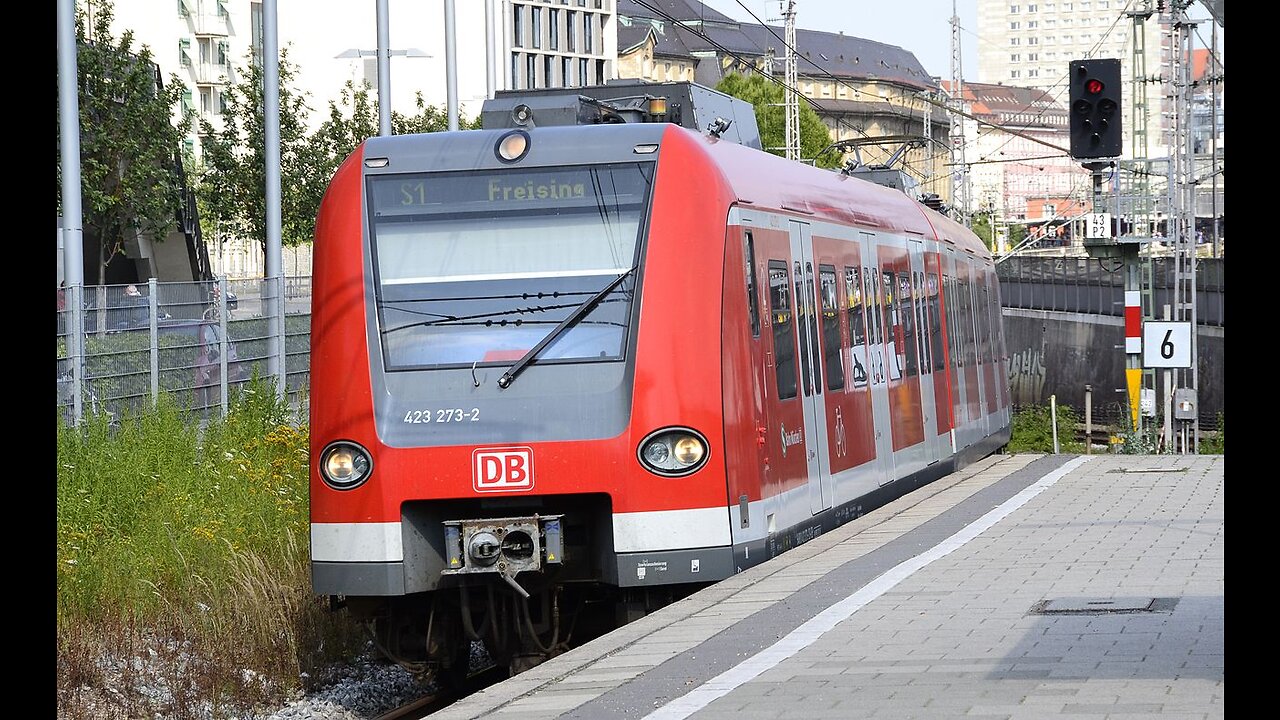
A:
196 47 326 259
58 0 193 285
309 80 482 194
971 211 995 251
715 72 841 169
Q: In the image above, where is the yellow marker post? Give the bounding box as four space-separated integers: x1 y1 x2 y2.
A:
1125 367 1142 431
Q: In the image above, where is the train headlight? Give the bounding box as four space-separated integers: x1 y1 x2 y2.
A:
637 427 709 477
319 441 373 490
496 130 531 163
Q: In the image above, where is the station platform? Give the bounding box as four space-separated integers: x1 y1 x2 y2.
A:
431 453 1224 719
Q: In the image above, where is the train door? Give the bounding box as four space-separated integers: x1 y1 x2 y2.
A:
863 235 896 487
907 236 941 464
788 220 834 514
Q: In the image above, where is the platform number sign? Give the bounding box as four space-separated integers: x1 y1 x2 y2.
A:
1142 321 1192 368
1086 213 1112 240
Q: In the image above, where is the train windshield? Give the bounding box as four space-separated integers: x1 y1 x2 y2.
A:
368 162 653 371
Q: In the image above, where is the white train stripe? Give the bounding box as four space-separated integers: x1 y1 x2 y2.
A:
613 507 733 552
311 522 403 562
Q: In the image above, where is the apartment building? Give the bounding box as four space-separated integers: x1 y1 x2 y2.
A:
616 0 954 202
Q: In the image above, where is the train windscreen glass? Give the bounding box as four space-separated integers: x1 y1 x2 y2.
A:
367 163 654 371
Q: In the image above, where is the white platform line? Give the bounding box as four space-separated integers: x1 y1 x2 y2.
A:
644 455 1093 720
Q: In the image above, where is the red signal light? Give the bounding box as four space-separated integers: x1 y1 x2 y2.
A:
1085 79 1104 94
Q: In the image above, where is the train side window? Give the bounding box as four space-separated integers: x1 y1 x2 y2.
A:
914 271 930 373
819 265 844 391
897 271 918 377
795 261 815 397
882 270 899 374
845 266 865 346
768 260 798 400
929 272 946 372
979 278 993 364
963 277 978 367
947 275 962 368
865 266 880 345
744 231 760 338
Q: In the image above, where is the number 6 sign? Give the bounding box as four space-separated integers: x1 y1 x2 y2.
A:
1142 321 1192 368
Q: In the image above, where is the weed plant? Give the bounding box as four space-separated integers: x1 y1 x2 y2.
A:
57 378 367 719
1007 403 1085 454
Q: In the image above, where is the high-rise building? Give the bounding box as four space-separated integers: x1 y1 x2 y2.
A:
975 0 1170 161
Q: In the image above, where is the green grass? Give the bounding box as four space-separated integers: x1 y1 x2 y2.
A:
1007 403 1086 454
56 378 367 719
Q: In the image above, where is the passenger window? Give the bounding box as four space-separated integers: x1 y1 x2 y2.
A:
744 231 760 338
819 265 844 391
929 272 946 372
768 260 797 400
795 261 813 397
845 266 865 346
897 271 918 377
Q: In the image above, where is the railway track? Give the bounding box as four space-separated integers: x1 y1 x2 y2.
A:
371 662 508 720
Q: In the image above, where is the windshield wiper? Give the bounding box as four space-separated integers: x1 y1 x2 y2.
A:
497 267 636 389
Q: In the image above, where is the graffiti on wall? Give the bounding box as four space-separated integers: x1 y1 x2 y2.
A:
1006 345 1047 405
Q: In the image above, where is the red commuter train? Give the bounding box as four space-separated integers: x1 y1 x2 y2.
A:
309 81 1010 683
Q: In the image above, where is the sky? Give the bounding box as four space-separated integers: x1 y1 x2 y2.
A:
696 0 980 80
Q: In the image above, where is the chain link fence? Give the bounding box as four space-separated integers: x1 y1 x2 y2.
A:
57 277 312 426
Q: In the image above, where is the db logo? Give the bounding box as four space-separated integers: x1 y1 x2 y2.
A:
472 447 535 493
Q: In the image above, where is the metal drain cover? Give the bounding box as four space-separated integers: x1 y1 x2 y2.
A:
1031 597 1178 615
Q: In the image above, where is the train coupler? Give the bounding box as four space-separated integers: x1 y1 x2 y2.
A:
442 515 564 586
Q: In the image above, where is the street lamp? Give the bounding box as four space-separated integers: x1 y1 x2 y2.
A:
335 47 431 136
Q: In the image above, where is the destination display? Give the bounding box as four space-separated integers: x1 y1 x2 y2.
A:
368 163 653 216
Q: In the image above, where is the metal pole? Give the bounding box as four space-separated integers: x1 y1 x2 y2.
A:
1084 384 1092 455
376 0 392 136
1162 304 1173 452
1050 394 1059 454
445 0 459 131
485 0 496 99
58 0 86 425
1210 20 1219 257
264 0 286 401
148 278 159 406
